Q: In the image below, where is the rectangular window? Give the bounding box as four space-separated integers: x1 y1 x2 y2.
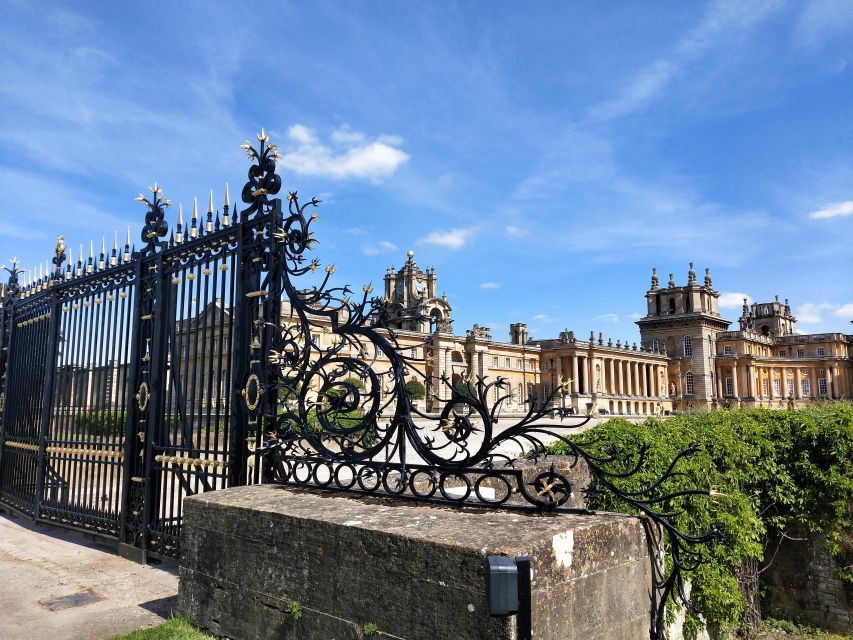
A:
725 378 734 396
761 379 768 397
778 349 786 357
723 345 732 355
796 348 805 358
516 358 522 369
773 379 780 396
818 378 827 396
816 347 825 356
492 356 498 367
505 357 511 368
410 348 417 359
685 375 694 395
311 333 321 345
543 360 550 371
801 379 811 396
543 383 550 400
786 379 794 397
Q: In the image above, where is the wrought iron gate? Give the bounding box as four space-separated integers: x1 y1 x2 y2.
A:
0 133 282 561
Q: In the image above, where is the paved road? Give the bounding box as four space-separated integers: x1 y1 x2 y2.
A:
0 513 177 640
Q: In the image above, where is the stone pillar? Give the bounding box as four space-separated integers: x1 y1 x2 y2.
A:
746 364 755 399
571 355 579 394
716 367 724 398
831 366 839 398
795 367 802 399
626 362 633 397
640 364 646 397
608 359 615 395
731 363 739 398
554 356 563 398
618 360 624 395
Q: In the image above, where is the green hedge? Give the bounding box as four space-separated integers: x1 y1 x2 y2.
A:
73 410 126 437
549 404 853 638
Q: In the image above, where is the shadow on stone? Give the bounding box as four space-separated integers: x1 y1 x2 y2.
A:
139 594 178 619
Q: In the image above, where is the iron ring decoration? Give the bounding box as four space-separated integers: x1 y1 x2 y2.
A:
136 382 150 412
243 373 262 410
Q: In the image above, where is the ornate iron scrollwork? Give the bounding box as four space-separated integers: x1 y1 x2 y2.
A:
136 183 171 253
238 131 720 637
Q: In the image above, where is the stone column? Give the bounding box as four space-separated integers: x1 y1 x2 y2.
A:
571 355 579 393
716 367 724 398
831 366 839 398
731 363 739 398
794 367 802 399
554 356 563 398
608 358 614 394
746 364 755 398
640 364 647 397
625 362 633 397
618 360 624 395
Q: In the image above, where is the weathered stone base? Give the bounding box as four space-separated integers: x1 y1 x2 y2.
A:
762 526 853 634
179 485 654 640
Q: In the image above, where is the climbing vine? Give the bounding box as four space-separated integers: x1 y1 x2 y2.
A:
550 403 853 638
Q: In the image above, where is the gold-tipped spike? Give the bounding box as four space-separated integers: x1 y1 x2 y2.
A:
208 189 214 214
101 235 106 255
177 203 184 226
113 230 118 250
362 282 373 294
257 128 268 142
79 244 83 262
224 182 230 207
89 240 94 258
325 263 336 275
191 196 198 238
126 226 131 246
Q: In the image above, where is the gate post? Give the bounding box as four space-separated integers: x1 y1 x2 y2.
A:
227 222 254 488
34 280 62 521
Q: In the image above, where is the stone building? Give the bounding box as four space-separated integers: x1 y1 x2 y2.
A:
639 265 853 410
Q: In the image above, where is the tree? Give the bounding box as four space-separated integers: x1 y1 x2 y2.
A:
405 378 426 400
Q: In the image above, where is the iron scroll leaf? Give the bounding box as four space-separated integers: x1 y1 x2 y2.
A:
240 131 721 636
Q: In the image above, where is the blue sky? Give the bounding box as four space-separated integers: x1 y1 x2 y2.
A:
1 1 852 341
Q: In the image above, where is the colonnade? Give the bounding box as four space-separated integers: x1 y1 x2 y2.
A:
715 359 852 401
550 353 667 398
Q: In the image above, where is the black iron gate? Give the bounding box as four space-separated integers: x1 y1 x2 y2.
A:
0 134 282 561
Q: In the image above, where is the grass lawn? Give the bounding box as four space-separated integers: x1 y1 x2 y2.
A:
106 614 215 640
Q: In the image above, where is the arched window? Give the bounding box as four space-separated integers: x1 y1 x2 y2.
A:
669 298 676 314
685 371 694 395
652 337 660 352
683 335 692 357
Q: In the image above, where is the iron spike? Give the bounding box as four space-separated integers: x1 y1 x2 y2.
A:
191 196 198 238
224 182 230 207
206 190 214 233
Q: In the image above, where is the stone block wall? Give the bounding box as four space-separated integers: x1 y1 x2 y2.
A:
179 484 656 640
762 526 852 634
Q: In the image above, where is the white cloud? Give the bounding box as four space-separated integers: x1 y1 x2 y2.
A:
532 313 556 323
480 282 500 289
832 303 853 319
627 312 643 321
594 313 620 323
419 227 475 249
796 302 835 324
361 240 398 256
718 292 753 310
505 225 529 238
344 227 368 236
587 2 780 122
279 124 409 182
808 201 853 219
